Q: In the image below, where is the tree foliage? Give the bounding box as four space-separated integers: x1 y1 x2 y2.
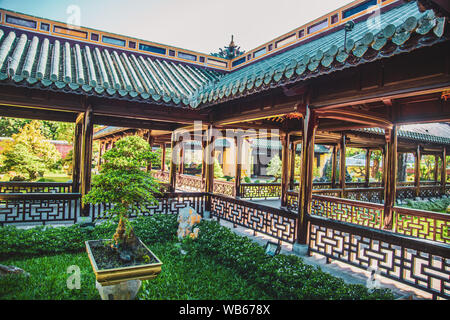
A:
267 155 282 182
0 117 74 142
0 121 61 181
83 135 161 253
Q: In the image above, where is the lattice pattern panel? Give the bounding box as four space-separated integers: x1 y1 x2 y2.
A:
396 187 416 200
311 196 383 229
308 217 450 299
213 181 235 197
240 183 281 199
176 174 203 192
92 193 205 220
286 192 298 212
346 189 383 204
0 197 78 225
211 195 297 243
150 170 170 183
419 187 442 198
0 182 72 193
394 208 450 244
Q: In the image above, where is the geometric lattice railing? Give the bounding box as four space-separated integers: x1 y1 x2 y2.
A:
0 193 79 226
91 192 205 220
210 193 297 243
311 195 384 229
393 207 450 244
0 181 72 193
308 214 450 300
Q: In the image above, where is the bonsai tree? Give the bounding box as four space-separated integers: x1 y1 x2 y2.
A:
83 135 161 260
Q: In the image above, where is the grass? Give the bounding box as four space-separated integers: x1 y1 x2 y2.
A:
0 252 98 300
0 241 269 300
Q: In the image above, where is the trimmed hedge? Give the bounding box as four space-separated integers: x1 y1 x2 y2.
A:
185 220 395 300
0 215 178 259
401 197 450 213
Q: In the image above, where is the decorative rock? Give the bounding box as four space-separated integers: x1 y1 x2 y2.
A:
0 264 30 277
96 280 141 300
177 206 201 240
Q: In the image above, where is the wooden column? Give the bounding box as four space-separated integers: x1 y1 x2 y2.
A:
289 141 296 190
178 142 184 175
71 114 83 193
414 145 421 197
331 145 337 189
201 139 207 189
234 132 243 197
204 127 216 194
339 134 347 198
296 106 318 245
365 148 371 187
168 133 179 192
281 133 290 207
434 154 439 183
205 126 216 211
146 130 153 172
383 125 398 230
80 107 94 217
160 143 166 172
441 148 447 195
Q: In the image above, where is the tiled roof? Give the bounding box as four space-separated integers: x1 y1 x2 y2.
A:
355 123 450 145
0 29 222 106
192 1 446 108
0 1 446 109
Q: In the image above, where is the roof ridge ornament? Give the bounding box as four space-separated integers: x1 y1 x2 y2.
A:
210 35 245 60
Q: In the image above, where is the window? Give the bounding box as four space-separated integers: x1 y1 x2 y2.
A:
91 33 99 41
275 34 296 48
6 15 37 29
54 25 87 39
253 47 266 58
40 23 50 31
139 43 166 55
102 35 126 47
342 0 377 19
128 41 136 49
307 19 328 34
232 57 245 67
169 50 175 57
178 52 197 61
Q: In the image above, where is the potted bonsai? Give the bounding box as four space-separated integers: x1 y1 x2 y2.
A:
83 135 163 292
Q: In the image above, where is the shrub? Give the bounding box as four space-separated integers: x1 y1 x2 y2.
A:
0 215 178 259
186 220 394 300
402 198 450 213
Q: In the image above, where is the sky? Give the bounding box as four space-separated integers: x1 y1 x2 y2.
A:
0 0 353 54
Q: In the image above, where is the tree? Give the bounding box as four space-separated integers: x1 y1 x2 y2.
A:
0 121 61 181
267 155 282 182
83 135 161 259
214 157 223 178
0 117 74 142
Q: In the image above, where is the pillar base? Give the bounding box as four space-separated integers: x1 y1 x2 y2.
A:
292 243 309 256
96 280 142 300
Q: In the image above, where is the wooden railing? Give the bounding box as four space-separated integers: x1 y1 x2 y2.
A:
0 192 80 226
0 181 72 193
91 192 205 220
308 214 450 300
239 183 281 199
210 193 297 243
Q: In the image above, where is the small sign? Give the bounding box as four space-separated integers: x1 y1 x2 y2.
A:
264 241 281 256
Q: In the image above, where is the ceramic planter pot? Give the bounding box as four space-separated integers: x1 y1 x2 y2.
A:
85 238 163 286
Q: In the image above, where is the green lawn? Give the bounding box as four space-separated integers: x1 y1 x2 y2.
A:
0 241 269 300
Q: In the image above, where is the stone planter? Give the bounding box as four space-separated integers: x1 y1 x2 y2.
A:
85 238 162 299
